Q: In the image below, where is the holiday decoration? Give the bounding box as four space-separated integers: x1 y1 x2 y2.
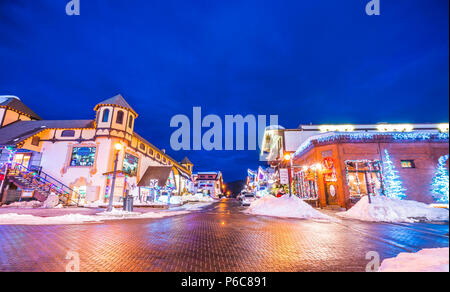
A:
382 149 407 200
431 155 449 204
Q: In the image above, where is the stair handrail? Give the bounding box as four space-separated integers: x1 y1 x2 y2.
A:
10 163 81 206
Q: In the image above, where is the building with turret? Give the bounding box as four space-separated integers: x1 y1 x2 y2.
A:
0 95 193 205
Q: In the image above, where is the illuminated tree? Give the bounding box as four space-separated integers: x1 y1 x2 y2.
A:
382 149 407 200
431 155 449 204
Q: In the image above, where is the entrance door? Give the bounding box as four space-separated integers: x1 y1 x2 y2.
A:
325 182 338 205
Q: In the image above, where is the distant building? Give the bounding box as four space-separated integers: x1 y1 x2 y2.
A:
193 172 224 198
261 123 449 209
0 95 193 205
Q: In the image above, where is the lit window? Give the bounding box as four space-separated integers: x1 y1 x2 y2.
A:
123 153 139 176
102 109 110 123
70 147 96 167
401 160 415 169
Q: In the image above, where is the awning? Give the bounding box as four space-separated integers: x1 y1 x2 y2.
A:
138 166 173 187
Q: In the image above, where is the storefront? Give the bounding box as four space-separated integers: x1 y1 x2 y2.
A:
291 132 449 209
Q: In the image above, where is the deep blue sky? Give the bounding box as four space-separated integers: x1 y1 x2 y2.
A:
0 0 448 182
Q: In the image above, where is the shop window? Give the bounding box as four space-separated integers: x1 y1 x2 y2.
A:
61 130 75 137
116 110 124 124
123 153 139 176
31 136 40 146
345 160 383 198
70 147 96 167
293 169 319 200
401 160 415 169
102 109 110 123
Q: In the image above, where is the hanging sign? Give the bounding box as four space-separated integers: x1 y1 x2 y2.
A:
279 169 289 185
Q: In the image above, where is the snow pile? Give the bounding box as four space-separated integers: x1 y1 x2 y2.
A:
0 213 104 225
379 248 449 272
338 196 449 223
157 195 184 205
245 195 332 220
42 194 62 209
182 193 215 203
0 210 189 225
3 201 43 209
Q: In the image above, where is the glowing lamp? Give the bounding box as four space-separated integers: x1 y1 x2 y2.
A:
114 143 123 151
283 154 291 161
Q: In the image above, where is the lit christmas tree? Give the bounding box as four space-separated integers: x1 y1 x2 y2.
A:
382 149 407 200
431 155 449 204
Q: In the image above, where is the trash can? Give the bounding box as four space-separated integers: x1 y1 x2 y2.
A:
126 195 134 212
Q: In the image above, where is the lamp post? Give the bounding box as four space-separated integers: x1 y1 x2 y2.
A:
107 143 123 212
284 154 293 197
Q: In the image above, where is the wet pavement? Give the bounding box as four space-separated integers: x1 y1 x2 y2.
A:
0 199 448 272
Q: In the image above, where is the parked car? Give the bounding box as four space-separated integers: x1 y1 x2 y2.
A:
241 193 256 206
237 191 247 201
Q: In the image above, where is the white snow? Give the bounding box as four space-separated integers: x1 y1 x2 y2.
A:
0 210 189 225
157 195 184 205
245 195 333 220
42 193 62 209
2 201 43 209
379 248 449 272
182 193 215 203
338 196 449 223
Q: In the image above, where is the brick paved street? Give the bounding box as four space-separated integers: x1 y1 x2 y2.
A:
0 199 448 272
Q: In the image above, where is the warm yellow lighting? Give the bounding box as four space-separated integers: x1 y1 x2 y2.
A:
283 154 291 161
319 125 355 133
377 124 414 132
438 123 449 133
114 143 123 151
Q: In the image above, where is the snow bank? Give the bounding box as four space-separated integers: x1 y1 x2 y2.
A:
2 201 43 209
182 193 215 203
42 193 61 209
0 209 189 225
157 195 184 205
245 195 333 220
0 213 104 225
379 248 449 272
338 196 449 223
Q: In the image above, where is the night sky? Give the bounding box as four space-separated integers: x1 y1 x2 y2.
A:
0 0 448 182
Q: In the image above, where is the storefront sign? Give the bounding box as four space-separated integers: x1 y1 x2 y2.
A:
21 190 34 198
279 169 289 185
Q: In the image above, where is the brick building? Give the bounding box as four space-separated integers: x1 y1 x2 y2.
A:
261 124 449 209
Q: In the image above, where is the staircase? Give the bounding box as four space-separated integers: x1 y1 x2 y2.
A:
5 164 79 206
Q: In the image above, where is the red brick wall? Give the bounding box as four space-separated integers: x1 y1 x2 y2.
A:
293 140 449 208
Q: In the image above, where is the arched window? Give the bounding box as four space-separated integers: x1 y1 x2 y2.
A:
102 109 110 123
128 115 134 128
116 110 124 124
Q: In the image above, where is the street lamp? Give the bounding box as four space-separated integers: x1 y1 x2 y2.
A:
107 143 123 212
283 154 293 197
